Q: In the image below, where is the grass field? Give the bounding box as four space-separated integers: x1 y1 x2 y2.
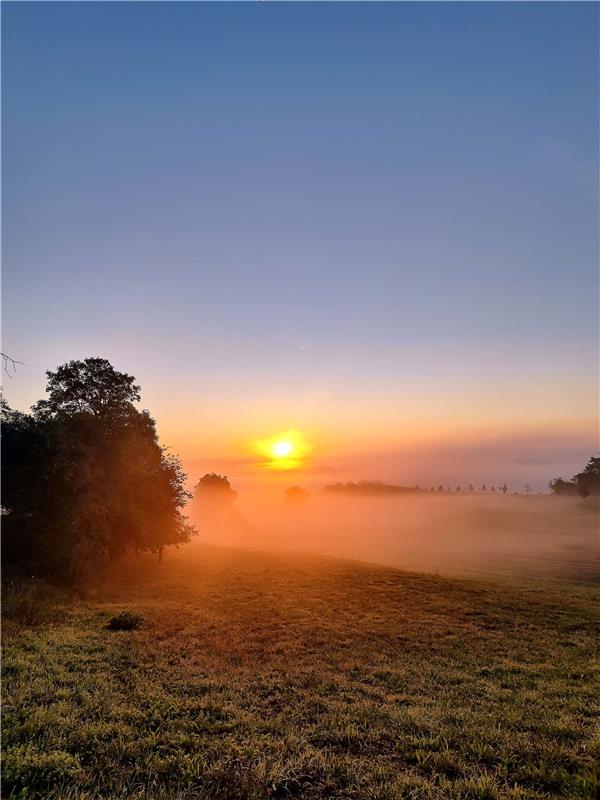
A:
2 543 599 799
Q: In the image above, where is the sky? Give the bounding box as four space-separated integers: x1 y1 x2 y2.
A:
2 2 598 491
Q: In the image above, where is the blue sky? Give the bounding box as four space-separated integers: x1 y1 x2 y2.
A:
2 2 598 488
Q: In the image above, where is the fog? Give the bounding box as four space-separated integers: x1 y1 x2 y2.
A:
188 492 599 582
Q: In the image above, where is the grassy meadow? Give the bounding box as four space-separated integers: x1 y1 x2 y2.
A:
3 529 599 799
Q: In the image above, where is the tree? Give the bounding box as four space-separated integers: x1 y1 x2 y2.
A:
1 359 194 586
548 477 577 496
33 357 141 420
577 484 591 500
548 457 600 497
285 486 308 505
194 473 237 507
572 456 600 497
524 484 531 494
468 484 474 492
191 473 248 539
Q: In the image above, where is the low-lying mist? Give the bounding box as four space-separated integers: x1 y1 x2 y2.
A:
187 492 599 582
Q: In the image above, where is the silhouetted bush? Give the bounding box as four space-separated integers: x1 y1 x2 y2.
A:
107 611 143 631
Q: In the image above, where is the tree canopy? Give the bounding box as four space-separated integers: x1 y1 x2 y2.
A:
2 358 194 586
33 357 141 420
194 474 237 507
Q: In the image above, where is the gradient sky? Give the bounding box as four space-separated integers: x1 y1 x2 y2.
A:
2 2 598 490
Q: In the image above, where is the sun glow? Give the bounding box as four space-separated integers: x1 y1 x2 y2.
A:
253 429 312 470
271 440 294 459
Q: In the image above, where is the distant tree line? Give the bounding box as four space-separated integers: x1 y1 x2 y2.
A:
325 481 511 496
548 457 600 498
325 481 426 496
2 358 195 587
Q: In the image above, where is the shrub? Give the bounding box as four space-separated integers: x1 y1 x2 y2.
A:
107 611 144 631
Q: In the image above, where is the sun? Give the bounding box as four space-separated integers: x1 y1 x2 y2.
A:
271 440 294 459
253 429 312 470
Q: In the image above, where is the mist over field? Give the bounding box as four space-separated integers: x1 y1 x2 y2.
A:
3 2 599 797
188 492 600 581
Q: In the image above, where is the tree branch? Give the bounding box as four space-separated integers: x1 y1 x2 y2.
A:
1 353 25 376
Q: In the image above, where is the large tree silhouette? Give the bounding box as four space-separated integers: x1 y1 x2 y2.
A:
2 358 194 585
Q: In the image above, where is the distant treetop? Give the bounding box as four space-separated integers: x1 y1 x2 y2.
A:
285 486 309 504
194 473 237 503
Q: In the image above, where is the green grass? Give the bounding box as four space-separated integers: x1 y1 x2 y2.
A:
3 544 599 799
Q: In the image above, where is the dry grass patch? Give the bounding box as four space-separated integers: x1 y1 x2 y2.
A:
3 545 599 799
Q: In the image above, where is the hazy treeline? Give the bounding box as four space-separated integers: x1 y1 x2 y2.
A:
548 458 600 498
2 358 194 587
325 481 511 495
